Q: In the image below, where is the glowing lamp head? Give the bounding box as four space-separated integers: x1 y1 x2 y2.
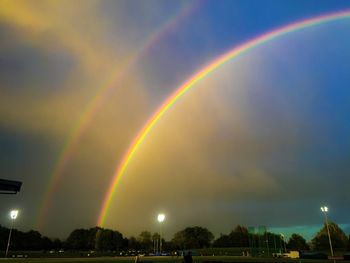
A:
157 213 165 223
10 210 18 220
321 206 328 212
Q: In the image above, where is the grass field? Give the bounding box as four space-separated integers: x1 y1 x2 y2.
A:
0 255 348 263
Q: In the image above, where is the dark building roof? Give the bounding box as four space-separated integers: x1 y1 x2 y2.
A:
0 179 22 194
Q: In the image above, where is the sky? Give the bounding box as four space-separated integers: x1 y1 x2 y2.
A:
0 0 350 241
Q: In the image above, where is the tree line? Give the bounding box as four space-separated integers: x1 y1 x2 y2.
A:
0 222 349 252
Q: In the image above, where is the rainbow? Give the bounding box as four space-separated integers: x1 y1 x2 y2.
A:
36 1 200 229
97 9 350 226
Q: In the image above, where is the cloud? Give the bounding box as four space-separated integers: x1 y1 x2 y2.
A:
0 0 154 137
0 0 111 70
103 23 350 238
0 1 349 240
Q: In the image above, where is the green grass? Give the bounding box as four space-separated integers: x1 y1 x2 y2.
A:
0 257 134 263
0 255 349 263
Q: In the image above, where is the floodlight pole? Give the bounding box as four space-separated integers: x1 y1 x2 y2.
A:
5 220 14 257
5 210 18 258
321 206 334 257
159 222 162 254
280 233 287 253
157 214 165 255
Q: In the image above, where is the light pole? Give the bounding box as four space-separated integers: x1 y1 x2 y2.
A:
5 210 18 258
157 213 165 255
321 206 334 257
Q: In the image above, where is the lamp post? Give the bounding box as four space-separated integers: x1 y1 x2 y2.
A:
321 206 334 257
157 213 165 255
5 210 18 258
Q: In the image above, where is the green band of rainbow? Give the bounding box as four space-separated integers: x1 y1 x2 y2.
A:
97 9 350 226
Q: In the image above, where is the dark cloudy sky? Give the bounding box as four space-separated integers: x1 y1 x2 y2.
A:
0 0 350 241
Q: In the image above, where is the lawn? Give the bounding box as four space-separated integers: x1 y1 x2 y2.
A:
0 255 345 263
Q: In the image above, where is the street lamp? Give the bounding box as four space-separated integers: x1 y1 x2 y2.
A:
157 213 165 255
5 210 18 258
321 206 334 257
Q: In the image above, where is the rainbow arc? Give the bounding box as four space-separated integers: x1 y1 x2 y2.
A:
97 9 350 226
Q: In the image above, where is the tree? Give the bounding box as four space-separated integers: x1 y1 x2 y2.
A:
95 229 112 251
213 225 249 248
113 230 125 251
41 236 53 250
0 225 64 251
228 225 249 247
95 228 110 251
287 233 309 250
172 226 214 249
94 228 124 251
0 225 8 249
213 234 231 247
52 238 63 250
65 228 90 250
138 231 152 251
311 222 348 250
128 236 141 250
88 227 100 250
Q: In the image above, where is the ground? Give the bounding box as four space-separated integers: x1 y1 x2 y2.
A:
0 256 346 263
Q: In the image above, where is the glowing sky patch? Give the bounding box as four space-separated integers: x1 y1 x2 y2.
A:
36 1 198 230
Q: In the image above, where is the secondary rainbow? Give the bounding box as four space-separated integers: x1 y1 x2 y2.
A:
97 9 350 226
36 1 199 230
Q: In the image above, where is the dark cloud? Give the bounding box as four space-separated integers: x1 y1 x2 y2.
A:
1 1 350 241
0 22 76 93
0 127 61 227
103 22 350 239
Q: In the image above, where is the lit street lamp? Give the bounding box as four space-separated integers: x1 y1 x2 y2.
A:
157 213 165 255
321 206 334 257
5 210 18 258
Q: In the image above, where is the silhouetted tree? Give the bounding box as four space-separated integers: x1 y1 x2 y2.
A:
87 227 100 250
65 228 90 250
0 225 61 251
114 230 125 251
65 227 125 251
229 225 249 247
311 222 348 250
213 234 231 247
213 225 249 247
287 233 309 250
138 231 152 251
95 228 119 251
172 226 214 249
0 225 8 249
128 236 141 250
42 236 53 250
52 238 63 250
